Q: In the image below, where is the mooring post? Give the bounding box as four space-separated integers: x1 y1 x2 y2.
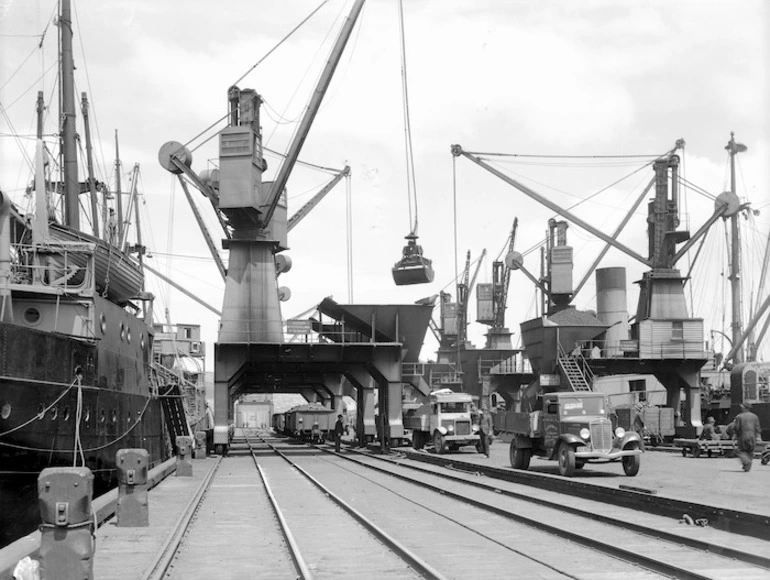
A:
176 435 193 476
38 467 95 580
194 431 207 459
116 449 149 527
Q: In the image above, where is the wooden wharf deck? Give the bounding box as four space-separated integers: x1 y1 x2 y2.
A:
2 431 769 579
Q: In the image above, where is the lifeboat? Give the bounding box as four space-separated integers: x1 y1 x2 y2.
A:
392 233 435 285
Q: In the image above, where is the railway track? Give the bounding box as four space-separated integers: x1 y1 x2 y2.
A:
397 446 770 539
258 433 769 580
133 431 769 579
137 433 426 580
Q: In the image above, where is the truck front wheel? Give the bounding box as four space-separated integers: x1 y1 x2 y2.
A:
433 431 446 454
509 439 531 470
557 443 576 477
622 444 641 476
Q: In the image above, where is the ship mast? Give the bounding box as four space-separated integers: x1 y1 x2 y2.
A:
726 132 746 364
60 0 80 229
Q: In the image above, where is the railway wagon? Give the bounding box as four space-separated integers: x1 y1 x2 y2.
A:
285 403 336 441
272 412 286 434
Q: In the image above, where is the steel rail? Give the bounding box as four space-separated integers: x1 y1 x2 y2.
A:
243 439 315 580
401 447 770 540
297 444 735 580
246 435 448 580
333 447 770 571
142 456 223 580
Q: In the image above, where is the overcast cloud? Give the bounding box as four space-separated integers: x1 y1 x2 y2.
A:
1 0 767 363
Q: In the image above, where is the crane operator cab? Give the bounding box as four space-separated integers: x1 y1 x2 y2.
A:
392 232 435 285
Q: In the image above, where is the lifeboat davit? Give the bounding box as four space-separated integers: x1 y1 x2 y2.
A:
392 233 435 285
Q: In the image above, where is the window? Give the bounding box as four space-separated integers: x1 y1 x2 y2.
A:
629 379 647 403
672 321 684 340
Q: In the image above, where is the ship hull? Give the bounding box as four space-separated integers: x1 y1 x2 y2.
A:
0 321 168 546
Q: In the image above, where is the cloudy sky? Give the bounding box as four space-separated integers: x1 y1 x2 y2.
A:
1 0 768 365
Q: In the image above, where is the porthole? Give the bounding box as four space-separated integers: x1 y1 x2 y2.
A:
63 407 70 421
100 409 106 423
127 415 132 424
99 313 107 334
23 307 41 326
120 323 126 342
37 404 45 420
50 407 58 421
140 334 145 350
126 327 131 344
111 410 117 423
84 408 91 423
1 403 11 420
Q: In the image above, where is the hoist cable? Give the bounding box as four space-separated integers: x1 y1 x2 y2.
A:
398 0 418 233
230 1 329 88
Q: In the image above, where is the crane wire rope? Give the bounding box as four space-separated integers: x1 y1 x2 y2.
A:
172 1 330 156
230 0 329 88
346 169 354 302
398 0 419 234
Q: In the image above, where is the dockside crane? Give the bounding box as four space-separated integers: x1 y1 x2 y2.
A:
477 219 518 336
158 0 366 454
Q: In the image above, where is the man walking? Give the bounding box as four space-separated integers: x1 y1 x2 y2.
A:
334 414 344 453
733 403 761 471
478 408 494 458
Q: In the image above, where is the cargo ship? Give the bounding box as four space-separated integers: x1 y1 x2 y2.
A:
0 0 189 547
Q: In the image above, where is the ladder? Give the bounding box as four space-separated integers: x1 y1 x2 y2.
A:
158 383 193 452
557 354 593 392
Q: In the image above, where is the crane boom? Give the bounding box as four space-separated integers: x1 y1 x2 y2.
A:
262 0 365 230
494 219 517 329
287 166 350 232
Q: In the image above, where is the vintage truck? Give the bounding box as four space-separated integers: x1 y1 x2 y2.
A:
403 389 481 453
507 391 643 476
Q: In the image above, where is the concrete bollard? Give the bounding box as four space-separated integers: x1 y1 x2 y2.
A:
116 449 149 527
176 436 193 476
194 432 207 459
38 467 94 580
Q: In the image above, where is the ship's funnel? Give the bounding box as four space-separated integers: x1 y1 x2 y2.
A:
596 267 629 356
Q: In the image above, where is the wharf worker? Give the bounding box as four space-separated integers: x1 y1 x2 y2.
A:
700 416 719 441
334 414 344 452
478 408 494 458
733 403 761 472
311 422 321 443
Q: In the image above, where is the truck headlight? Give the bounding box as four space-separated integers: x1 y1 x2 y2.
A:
615 427 625 438
580 428 590 440
447 424 454 432
472 425 479 432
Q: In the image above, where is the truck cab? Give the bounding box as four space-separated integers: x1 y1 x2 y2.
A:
510 392 642 476
404 389 480 453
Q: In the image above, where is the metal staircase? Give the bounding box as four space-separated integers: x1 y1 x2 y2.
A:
150 364 195 451
557 345 593 392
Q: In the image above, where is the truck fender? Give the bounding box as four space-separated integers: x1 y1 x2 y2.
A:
512 434 533 449
559 433 584 447
621 431 642 449
436 426 448 436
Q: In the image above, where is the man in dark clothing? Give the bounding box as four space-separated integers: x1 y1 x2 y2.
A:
478 409 494 458
334 414 344 452
733 403 761 471
700 416 719 441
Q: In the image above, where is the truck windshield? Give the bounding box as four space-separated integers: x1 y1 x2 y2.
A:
439 402 467 413
561 398 605 417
